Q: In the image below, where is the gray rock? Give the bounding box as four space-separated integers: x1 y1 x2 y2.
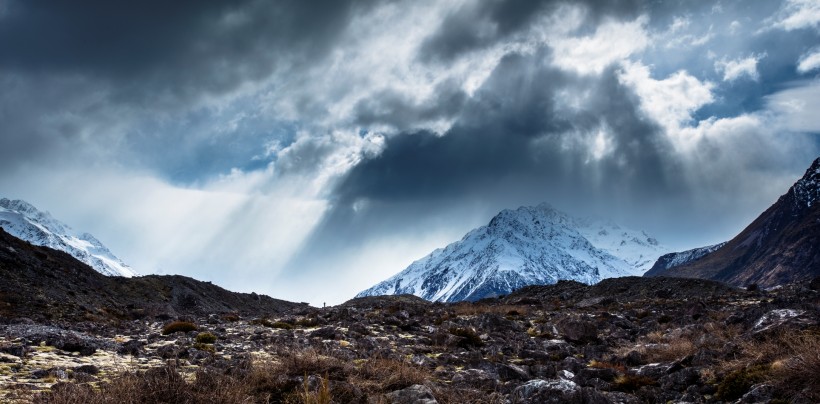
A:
511 378 608 404
751 309 813 334
385 384 438 404
740 383 775 403
452 368 498 389
557 318 599 343
311 326 337 340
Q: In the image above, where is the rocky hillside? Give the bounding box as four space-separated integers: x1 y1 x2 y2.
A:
2 273 817 403
358 204 666 302
646 157 820 288
0 228 303 322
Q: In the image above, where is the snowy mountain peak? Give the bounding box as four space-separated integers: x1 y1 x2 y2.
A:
0 198 137 277
0 198 69 235
791 157 820 208
357 204 667 302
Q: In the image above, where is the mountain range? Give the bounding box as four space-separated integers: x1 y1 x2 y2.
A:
646 157 820 287
0 198 136 277
357 204 667 302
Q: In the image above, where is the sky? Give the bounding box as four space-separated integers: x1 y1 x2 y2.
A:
1 0 819 306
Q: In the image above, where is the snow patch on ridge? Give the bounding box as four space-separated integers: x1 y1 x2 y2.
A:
0 198 137 277
791 157 820 208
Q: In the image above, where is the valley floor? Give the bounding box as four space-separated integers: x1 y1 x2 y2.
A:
0 277 818 403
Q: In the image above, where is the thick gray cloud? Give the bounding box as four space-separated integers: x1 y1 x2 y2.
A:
0 0 375 178
287 50 684 276
418 0 644 63
0 0 371 101
352 79 468 132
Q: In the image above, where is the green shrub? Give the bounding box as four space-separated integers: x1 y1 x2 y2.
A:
193 343 216 353
162 321 198 335
195 332 217 344
295 317 320 328
271 321 294 330
716 365 768 401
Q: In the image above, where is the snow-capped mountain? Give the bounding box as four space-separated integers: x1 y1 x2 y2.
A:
643 242 726 277
357 203 667 302
0 198 137 277
573 218 665 273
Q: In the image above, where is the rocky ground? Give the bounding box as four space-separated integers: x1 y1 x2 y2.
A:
0 276 818 403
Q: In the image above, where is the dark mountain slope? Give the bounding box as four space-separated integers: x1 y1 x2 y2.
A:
0 228 303 322
643 242 726 278
646 158 820 288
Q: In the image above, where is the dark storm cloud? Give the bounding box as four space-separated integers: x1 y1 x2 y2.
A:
0 0 373 101
352 79 468 131
339 50 676 210
0 0 377 178
419 0 644 63
287 49 682 273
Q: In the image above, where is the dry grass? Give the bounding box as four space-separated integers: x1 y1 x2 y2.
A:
770 331 820 402
612 374 658 392
287 374 331 404
35 365 249 404
34 345 439 404
451 303 529 317
620 326 820 402
721 330 820 402
588 360 627 373
616 322 741 363
352 356 431 394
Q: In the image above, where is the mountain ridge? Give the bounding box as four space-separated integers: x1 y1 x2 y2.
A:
646 157 820 287
643 242 727 277
358 203 666 302
0 227 304 322
0 198 136 277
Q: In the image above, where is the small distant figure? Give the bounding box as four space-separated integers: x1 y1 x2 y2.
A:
323 302 326 308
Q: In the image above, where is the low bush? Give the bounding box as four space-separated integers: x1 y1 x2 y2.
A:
161 321 197 335
294 317 320 328
193 343 215 354
716 365 768 401
271 321 294 330
449 327 484 348
195 332 217 344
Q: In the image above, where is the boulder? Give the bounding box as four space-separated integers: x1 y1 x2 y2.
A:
557 318 598 343
385 384 438 404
